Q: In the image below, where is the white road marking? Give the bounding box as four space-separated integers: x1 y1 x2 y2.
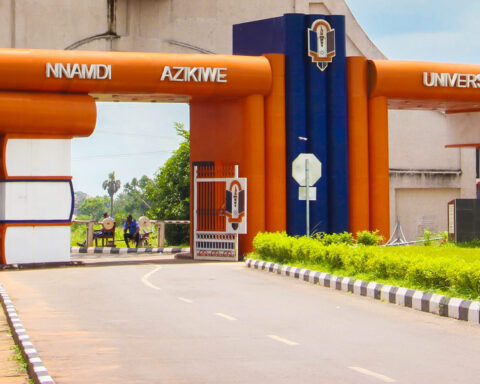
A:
349 366 396 383
178 297 193 303
267 334 299 346
215 312 237 321
141 266 162 290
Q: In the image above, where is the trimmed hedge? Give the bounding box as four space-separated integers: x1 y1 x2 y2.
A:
252 232 480 300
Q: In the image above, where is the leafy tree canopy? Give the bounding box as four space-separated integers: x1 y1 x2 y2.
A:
115 175 152 220
146 122 190 244
77 195 110 220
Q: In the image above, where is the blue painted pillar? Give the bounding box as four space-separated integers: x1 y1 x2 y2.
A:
233 13 349 236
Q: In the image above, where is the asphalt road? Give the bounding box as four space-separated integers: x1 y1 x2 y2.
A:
0 261 479 384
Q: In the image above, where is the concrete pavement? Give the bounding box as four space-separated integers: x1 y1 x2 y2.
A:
0 260 479 383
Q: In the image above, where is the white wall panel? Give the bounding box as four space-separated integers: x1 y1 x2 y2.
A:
6 139 71 176
0 181 72 221
4 226 71 264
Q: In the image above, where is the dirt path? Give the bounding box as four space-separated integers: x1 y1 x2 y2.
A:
0 307 30 384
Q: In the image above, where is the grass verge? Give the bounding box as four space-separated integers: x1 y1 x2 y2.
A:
252 232 480 301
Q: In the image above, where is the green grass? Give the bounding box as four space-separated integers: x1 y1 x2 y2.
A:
9 345 36 383
252 232 480 301
9 345 27 371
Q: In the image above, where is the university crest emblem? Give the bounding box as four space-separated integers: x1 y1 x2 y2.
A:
308 19 335 71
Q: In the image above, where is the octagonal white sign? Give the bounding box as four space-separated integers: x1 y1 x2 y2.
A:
292 153 322 186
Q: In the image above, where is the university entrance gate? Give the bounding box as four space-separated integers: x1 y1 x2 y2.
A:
3 13 479 265
0 47 283 265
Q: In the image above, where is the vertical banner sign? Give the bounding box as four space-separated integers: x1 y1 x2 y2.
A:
225 178 247 233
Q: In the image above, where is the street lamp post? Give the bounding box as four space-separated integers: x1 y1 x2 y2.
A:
298 136 310 237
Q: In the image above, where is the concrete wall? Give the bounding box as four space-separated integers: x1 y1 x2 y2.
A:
0 0 109 50
446 112 480 147
388 109 477 239
394 188 461 240
113 0 387 57
0 0 387 57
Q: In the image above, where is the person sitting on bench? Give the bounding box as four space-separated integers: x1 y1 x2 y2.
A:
124 214 140 248
94 212 115 246
77 212 115 247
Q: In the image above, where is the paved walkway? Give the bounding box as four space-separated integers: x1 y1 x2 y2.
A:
0 304 30 383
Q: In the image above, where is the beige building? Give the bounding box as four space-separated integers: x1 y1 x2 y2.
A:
1 0 477 241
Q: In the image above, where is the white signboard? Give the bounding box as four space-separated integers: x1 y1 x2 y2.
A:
448 202 455 235
299 187 317 201
225 177 247 234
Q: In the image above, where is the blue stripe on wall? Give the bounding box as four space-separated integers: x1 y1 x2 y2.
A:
283 14 309 236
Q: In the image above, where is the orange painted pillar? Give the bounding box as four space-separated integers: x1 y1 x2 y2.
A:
347 57 370 235
240 94 265 254
368 96 390 240
263 54 286 232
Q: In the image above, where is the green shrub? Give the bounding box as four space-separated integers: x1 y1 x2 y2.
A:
314 232 354 246
252 232 480 300
356 230 383 246
253 232 294 264
422 229 433 246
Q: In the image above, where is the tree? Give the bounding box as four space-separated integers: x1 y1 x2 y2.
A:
77 196 110 220
123 175 152 210
114 175 152 220
73 191 89 215
146 122 190 245
102 171 121 217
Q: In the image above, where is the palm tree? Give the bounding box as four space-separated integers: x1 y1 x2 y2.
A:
102 171 121 217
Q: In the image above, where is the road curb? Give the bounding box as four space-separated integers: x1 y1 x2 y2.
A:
70 246 190 254
246 258 480 325
0 283 55 384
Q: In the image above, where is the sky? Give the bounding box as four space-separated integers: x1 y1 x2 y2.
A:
72 1 480 197
72 102 189 196
345 0 480 64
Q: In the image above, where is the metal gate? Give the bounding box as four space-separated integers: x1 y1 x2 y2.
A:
193 163 246 261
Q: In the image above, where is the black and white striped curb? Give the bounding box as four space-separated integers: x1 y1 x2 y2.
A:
246 259 480 325
70 246 190 254
0 283 55 384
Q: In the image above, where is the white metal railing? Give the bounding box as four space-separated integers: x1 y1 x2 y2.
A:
72 219 190 247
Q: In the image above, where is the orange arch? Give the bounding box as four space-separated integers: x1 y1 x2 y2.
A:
369 60 480 102
0 49 272 98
